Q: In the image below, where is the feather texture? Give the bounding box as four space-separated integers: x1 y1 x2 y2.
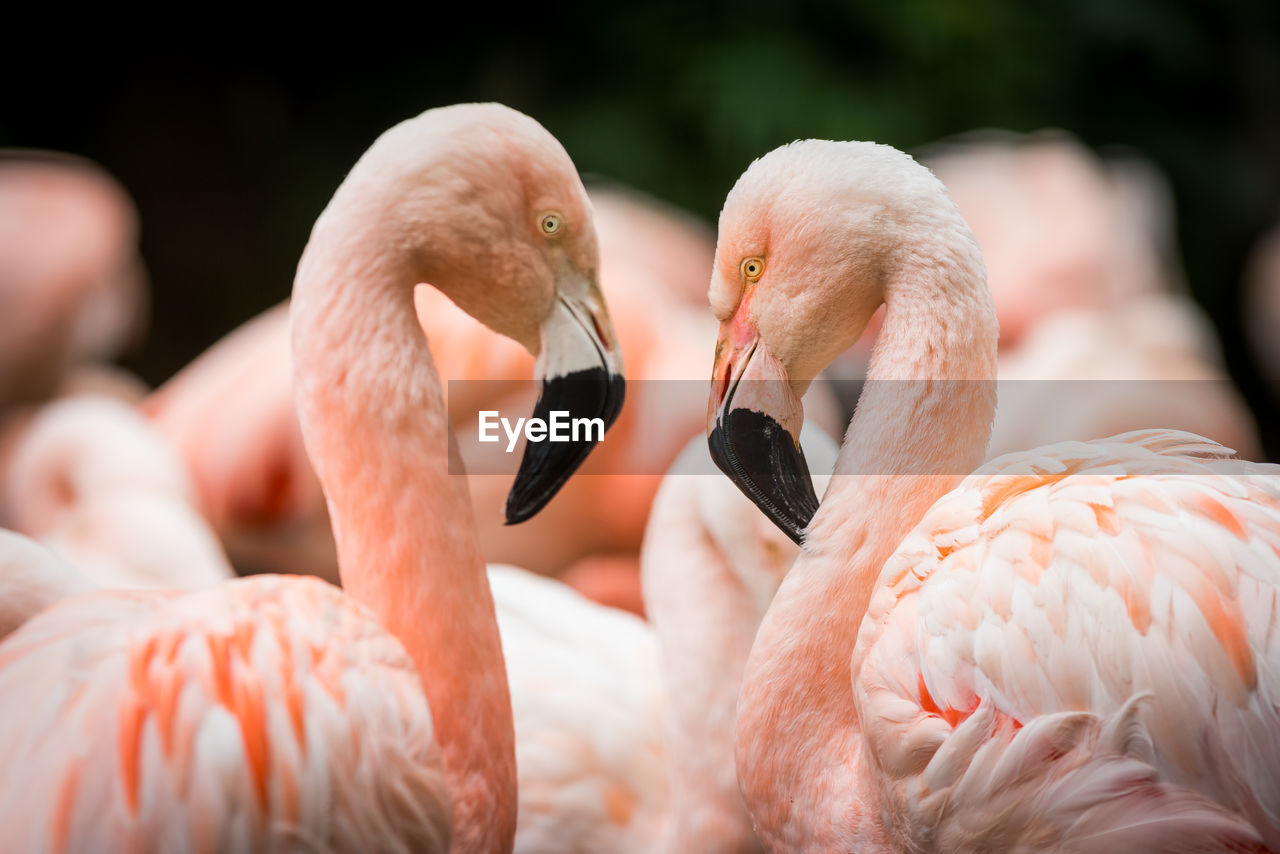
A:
856 432 1280 850
0 576 450 853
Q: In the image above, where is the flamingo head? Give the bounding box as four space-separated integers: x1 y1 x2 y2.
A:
350 103 626 522
707 140 975 542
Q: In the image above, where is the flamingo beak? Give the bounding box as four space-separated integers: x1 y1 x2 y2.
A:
707 317 817 545
505 281 625 524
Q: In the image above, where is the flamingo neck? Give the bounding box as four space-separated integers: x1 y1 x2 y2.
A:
292 205 516 854
644 485 766 852
736 241 997 850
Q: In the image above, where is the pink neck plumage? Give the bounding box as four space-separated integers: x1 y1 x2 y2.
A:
292 194 516 853
646 481 768 852
736 221 998 850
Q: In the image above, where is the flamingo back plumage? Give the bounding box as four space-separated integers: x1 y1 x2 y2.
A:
854 430 1280 851
0 575 450 853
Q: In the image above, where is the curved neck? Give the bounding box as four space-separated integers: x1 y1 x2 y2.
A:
644 485 766 853
292 201 516 853
736 246 997 849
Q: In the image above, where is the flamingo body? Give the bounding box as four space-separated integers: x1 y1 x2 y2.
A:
855 431 1280 851
0 574 450 852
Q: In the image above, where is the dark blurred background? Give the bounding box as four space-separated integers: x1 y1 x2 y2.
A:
4 0 1279 451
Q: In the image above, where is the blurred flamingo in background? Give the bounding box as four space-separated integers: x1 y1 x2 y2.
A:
922 131 1177 344
708 139 1280 851
821 131 1261 460
991 292 1262 459
142 303 336 580
0 395 232 588
0 153 147 408
0 103 631 853
489 563 667 853
0 155 156 572
588 182 718 308
925 132 1261 459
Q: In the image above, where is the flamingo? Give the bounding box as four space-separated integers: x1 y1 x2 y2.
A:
0 152 147 408
0 102 625 853
494 426 834 854
487 563 667 853
706 139 1280 851
0 394 233 589
921 131 1167 347
640 427 836 852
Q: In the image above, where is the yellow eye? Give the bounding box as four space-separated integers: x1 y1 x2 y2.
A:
741 257 765 281
539 213 563 235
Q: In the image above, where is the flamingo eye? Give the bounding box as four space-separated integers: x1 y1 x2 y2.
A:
539 213 563 235
741 257 765 281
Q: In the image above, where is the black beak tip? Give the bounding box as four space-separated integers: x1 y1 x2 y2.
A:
503 367 625 525
776 511 809 547
503 495 540 526
708 407 818 546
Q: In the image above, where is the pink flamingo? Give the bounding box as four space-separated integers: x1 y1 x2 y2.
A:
1 394 233 589
493 426 834 854
0 153 146 408
0 103 624 853
488 562 667 853
640 427 836 852
707 140 1280 851
922 132 1161 347
992 293 1262 460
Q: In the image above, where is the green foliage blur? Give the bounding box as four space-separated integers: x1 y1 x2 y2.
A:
3 0 1279 447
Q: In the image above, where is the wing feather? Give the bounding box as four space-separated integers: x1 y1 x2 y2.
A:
0 575 450 853
856 430 1280 850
